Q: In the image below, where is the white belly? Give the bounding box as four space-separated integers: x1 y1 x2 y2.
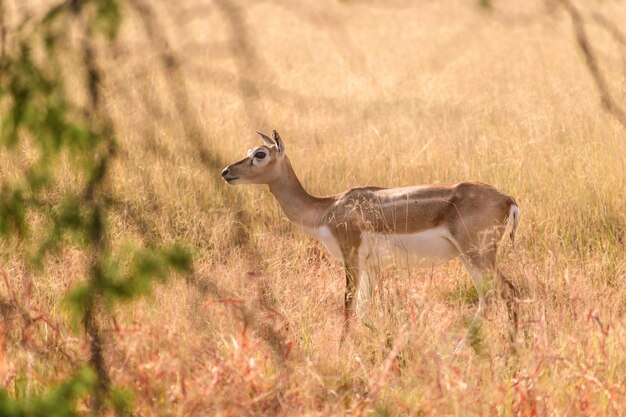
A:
303 225 458 269
361 226 459 269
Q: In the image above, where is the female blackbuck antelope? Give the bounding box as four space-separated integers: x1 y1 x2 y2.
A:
222 130 520 352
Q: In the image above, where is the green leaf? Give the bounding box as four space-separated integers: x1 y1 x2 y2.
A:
0 367 97 417
64 283 91 328
163 244 194 272
92 0 122 40
0 188 27 238
109 387 134 415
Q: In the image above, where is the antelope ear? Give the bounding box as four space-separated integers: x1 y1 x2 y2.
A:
256 131 275 146
273 130 285 155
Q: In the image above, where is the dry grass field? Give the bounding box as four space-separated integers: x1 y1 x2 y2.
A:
2 0 626 415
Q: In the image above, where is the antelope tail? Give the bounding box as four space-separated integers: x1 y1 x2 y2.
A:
507 204 520 245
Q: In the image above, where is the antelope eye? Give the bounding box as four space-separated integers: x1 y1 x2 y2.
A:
254 151 266 159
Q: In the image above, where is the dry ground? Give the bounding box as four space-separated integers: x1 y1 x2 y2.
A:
2 0 626 415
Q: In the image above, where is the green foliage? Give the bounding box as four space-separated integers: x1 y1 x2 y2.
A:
0 30 96 242
443 280 480 306
0 189 26 237
370 404 392 417
467 317 487 356
0 367 96 417
65 244 193 326
92 0 122 39
108 388 134 416
0 0 193 415
0 43 95 154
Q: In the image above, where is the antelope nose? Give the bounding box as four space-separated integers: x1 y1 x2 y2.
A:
221 168 230 178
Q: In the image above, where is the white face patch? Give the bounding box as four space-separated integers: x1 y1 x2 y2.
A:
247 147 270 167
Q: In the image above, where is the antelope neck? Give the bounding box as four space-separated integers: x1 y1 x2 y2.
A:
267 157 333 230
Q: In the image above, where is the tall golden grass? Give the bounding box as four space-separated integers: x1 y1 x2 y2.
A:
2 0 626 415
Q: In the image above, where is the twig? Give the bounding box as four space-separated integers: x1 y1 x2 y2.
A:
127 0 224 171
589 12 626 47
558 0 626 129
0 2 6 59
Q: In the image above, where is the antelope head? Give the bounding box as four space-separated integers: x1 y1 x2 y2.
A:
221 130 286 185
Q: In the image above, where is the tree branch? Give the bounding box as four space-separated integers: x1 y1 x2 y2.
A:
558 0 626 129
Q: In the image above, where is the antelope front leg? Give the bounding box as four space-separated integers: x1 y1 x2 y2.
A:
339 244 361 343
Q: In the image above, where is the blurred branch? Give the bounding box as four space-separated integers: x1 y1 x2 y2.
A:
589 12 626 47
127 0 263 255
268 0 369 73
213 0 269 129
182 64 429 138
127 0 224 171
0 3 6 59
481 6 555 28
188 272 290 364
69 0 116 412
1 0 195 415
558 0 626 129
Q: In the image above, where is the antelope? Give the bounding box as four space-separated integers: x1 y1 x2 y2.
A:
221 130 520 352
